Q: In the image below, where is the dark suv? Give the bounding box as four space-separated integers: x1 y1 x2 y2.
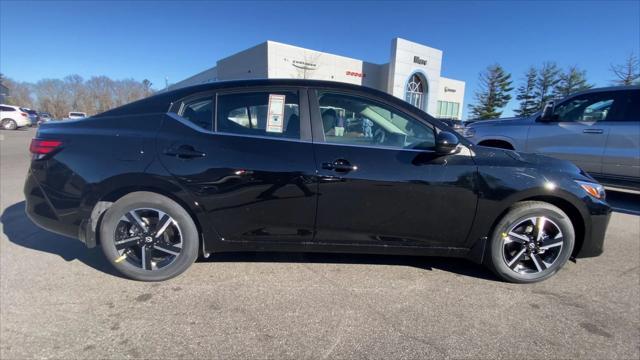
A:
24 80 610 282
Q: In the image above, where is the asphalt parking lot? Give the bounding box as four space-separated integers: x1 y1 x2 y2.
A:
1 127 638 359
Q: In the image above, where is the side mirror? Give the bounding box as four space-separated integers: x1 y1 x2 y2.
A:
539 101 555 122
435 131 460 155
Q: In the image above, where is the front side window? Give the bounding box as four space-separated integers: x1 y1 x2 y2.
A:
318 91 435 150
217 91 300 139
552 93 618 122
0 106 15 112
179 97 213 130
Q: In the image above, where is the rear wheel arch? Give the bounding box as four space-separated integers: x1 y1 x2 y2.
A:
90 185 205 249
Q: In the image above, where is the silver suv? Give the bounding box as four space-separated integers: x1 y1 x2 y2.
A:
464 86 640 190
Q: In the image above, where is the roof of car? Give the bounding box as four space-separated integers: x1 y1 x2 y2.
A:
95 79 419 118
570 84 640 97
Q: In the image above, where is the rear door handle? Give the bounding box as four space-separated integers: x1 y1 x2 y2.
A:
322 159 358 173
583 129 604 134
164 145 206 159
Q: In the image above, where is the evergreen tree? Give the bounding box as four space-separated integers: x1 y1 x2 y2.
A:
534 62 561 108
514 66 538 117
554 65 593 98
610 53 640 86
468 64 514 120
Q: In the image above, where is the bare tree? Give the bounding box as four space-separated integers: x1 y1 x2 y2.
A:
610 53 640 86
1 77 35 108
35 79 69 118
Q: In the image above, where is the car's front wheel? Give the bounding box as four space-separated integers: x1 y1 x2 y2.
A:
486 201 575 283
100 191 199 281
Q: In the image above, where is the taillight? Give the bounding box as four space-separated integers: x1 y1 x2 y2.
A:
29 139 63 157
21 112 28 117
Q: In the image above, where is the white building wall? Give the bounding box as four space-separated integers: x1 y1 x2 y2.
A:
387 38 442 116
169 67 218 89
438 77 465 119
217 43 269 80
169 38 465 119
266 41 382 89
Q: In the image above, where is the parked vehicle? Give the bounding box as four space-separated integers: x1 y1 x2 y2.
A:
25 80 611 283
464 86 640 190
20 108 39 126
0 104 31 130
68 112 87 119
37 112 53 126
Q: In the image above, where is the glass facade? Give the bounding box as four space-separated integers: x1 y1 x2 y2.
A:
437 100 460 119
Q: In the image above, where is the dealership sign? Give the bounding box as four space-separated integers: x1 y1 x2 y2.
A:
413 56 427 66
292 60 318 70
346 71 366 78
444 87 456 93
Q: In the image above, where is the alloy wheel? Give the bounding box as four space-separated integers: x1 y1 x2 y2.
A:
113 208 183 271
501 216 564 274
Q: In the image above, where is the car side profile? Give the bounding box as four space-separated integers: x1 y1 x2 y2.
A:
464 86 640 190
24 80 611 283
1 104 32 130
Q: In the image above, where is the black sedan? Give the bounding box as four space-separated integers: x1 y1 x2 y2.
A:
24 79 611 282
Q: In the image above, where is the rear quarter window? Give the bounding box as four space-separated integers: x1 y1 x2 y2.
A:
175 97 214 131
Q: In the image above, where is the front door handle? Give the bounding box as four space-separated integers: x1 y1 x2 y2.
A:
322 159 358 173
164 145 206 159
583 129 604 134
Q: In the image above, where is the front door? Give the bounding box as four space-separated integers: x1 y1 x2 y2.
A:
525 91 624 174
157 88 317 244
309 89 478 247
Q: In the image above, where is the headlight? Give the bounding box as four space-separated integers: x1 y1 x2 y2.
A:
462 127 476 138
575 180 606 200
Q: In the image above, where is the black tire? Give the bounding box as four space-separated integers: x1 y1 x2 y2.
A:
1 119 17 130
100 191 199 281
486 201 575 283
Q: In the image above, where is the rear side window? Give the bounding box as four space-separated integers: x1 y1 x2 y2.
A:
617 90 640 121
0 106 15 112
216 91 300 139
179 97 213 131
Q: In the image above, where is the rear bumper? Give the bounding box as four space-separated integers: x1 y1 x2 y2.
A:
24 170 79 240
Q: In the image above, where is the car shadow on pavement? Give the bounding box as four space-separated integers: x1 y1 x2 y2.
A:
1 201 123 278
202 251 499 281
1 201 496 281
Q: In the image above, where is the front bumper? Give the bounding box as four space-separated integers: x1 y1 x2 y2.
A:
575 197 612 258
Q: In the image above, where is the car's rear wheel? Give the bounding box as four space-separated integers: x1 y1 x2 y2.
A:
1 119 17 130
100 191 199 281
486 201 575 283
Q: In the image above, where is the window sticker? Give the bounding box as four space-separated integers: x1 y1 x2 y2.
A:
266 94 286 133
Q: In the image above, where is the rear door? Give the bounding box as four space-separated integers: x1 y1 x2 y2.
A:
524 91 623 174
157 87 317 244
600 89 640 182
308 89 478 247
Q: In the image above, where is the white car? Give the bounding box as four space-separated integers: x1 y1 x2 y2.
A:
68 112 87 120
0 104 32 130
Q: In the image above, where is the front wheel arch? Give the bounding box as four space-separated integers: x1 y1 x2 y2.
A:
477 139 515 150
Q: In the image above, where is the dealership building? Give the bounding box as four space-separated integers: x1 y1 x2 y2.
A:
170 38 465 120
